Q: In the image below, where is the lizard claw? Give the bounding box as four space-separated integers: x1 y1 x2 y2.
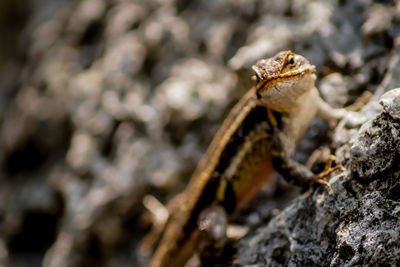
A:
315 178 333 193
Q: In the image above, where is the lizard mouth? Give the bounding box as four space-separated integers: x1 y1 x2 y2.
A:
255 64 316 92
273 64 316 80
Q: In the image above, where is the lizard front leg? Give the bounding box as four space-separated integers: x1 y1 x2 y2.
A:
270 121 343 191
316 91 373 121
270 127 318 187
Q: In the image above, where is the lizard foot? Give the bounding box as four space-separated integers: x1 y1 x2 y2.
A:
315 155 346 192
344 91 373 112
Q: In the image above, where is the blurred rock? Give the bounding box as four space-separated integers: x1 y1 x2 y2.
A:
0 0 399 266
362 4 394 36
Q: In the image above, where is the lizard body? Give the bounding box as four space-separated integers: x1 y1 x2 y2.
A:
149 51 348 267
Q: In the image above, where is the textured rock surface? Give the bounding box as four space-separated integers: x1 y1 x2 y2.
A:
0 0 399 266
379 88 400 120
234 89 400 266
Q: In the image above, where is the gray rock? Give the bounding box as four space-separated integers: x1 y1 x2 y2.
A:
1 0 399 266
379 88 400 121
233 89 400 266
348 88 400 179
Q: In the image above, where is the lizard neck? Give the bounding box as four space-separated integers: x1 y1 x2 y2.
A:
284 87 321 145
257 73 317 112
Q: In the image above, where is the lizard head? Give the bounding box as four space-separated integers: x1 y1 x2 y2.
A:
252 50 316 112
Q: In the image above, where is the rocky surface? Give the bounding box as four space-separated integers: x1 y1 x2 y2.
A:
233 88 400 266
0 0 399 266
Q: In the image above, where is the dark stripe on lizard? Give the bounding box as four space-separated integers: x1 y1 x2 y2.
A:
183 103 276 234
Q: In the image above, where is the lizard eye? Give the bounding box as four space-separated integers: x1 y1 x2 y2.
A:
288 56 295 65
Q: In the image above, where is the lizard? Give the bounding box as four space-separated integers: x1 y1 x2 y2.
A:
146 50 359 267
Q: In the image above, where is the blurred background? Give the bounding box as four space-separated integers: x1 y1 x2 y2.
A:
0 0 399 266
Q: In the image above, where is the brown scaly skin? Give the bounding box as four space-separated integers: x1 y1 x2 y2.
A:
147 50 350 267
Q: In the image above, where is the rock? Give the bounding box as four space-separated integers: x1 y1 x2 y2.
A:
233 88 400 266
379 88 400 121
348 88 400 179
1 0 399 266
